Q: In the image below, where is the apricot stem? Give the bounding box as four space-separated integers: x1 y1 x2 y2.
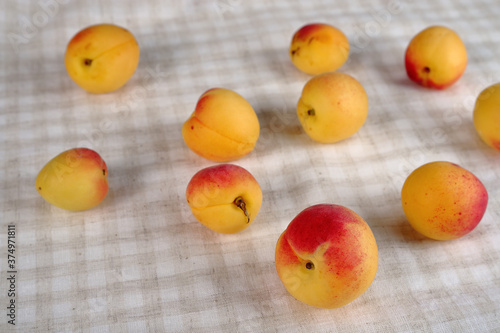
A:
423 66 430 73
305 261 314 270
307 109 315 116
83 58 93 66
234 196 250 223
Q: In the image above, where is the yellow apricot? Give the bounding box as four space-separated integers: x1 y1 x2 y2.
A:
36 148 109 211
473 83 500 151
65 24 140 93
401 161 488 240
297 72 368 143
182 88 260 162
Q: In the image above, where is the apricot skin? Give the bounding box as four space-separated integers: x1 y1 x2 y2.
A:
401 161 488 240
473 83 500 151
65 24 140 94
186 164 262 234
182 88 260 162
36 148 109 211
405 26 467 89
289 23 349 75
297 72 368 143
275 204 378 309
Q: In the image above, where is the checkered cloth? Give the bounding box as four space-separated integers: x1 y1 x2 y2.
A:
1 0 499 332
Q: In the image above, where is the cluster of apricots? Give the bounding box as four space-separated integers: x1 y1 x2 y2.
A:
35 22 495 310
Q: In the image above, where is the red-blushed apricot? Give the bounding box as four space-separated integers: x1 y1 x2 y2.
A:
186 164 262 234
36 148 109 211
289 23 349 75
275 204 378 308
401 161 488 240
405 26 467 89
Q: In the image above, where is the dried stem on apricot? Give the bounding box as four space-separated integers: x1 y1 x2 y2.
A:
234 196 250 223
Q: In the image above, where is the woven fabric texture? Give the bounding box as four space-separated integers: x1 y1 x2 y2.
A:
1 0 499 332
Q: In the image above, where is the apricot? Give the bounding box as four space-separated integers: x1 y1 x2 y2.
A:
275 204 378 309
401 161 488 240
289 23 349 75
405 26 467 89
182 88 260 162
297 72 368 143
65 24 140 93
473 83 500 151
36 148 109 211
186 164 262 234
